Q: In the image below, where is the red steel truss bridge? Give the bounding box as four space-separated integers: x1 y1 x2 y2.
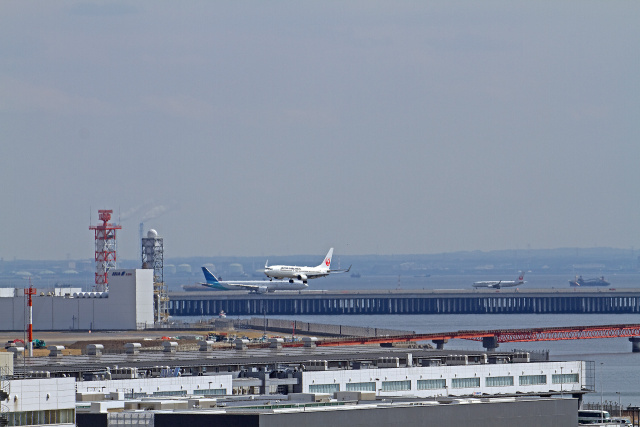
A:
285 323 640 348
458 323 640 344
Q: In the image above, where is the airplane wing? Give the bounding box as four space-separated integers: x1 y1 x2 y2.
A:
329 265 352 273
225 283 262 291
199 281 268 293
214 279 306 293
224 279 286 286
199 280 262 290
473 281 500 288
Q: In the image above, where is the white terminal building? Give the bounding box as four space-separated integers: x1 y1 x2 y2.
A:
0 269 154 330
70 359 586 399
2 333 596 427
2 352 591 427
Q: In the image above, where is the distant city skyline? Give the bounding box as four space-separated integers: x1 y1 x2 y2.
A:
1 2 639 261
2 246 638 293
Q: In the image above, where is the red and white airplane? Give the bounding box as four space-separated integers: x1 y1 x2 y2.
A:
264 248 351 283
473 271 526 289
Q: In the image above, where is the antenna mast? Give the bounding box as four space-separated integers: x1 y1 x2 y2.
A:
89 209 121 292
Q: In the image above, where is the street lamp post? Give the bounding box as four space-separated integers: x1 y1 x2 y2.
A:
615 391 621 417
263 306 267 339
600 362 604 423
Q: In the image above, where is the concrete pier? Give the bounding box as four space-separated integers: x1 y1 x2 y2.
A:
432 339 448 350
168 288 640 316
482 336 499 352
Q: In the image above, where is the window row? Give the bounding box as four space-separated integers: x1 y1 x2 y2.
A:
309 383 340 394
552 373 579 384
153 390 188 396
195 388 227 396
308 373 579 393
346 382 376 392
4 409 75 426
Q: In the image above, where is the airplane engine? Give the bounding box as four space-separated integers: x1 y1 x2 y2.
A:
256 286 269 294
297 274 308 281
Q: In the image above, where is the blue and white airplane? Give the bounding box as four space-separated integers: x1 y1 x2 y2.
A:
200 267 308 293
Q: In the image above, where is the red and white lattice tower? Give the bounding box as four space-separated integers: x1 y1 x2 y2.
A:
89 209 122 292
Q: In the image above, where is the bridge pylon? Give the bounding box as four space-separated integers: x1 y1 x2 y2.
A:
482 336 499 352
432 339 448 350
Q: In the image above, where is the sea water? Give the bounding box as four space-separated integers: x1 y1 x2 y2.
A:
178 273 640 406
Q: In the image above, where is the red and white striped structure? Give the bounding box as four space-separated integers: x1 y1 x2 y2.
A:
89 209 121 292
24 282 36 357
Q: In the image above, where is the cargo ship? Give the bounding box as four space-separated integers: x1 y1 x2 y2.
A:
569 275 610 287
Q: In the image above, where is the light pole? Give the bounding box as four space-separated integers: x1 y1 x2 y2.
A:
600 362 604 423
615 391 621 417
263 306 267 340
560 366 563 398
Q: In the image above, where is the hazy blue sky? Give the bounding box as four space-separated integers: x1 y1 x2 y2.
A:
1 1 639 261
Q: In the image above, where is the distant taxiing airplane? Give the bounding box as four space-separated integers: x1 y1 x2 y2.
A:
264 248 351 283
200 267 307 293
473 271 526 289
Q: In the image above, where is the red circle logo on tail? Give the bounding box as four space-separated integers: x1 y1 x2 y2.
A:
325 258 330 266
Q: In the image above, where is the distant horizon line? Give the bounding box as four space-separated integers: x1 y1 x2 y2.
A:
2 245 637 263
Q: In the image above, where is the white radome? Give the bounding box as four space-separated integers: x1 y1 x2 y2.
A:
147 229 158 238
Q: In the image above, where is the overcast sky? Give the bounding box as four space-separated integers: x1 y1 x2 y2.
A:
1 1 639 261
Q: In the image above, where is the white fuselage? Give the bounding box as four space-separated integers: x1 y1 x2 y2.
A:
264 265 329 281
473 272 526 289
264 248 336 283
252 280 309 291
203 279 308 293
473 280 521 289
201 267 307 293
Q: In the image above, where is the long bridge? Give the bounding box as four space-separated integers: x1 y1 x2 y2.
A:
308 323 640 352
168 288 640 316
230 320 640 352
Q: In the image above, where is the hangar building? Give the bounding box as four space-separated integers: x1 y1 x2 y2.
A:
0 269 153 331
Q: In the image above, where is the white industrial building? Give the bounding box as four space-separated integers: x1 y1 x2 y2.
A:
0 269 154 331
71 360 586 401
76 374 233 399
1 376 76 427
3 353 76 426
2 342 596 427
297 360 586 398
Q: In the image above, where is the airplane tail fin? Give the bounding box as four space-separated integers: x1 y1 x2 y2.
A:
202 267 220 284
518 271 526 282
319 248 334 269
